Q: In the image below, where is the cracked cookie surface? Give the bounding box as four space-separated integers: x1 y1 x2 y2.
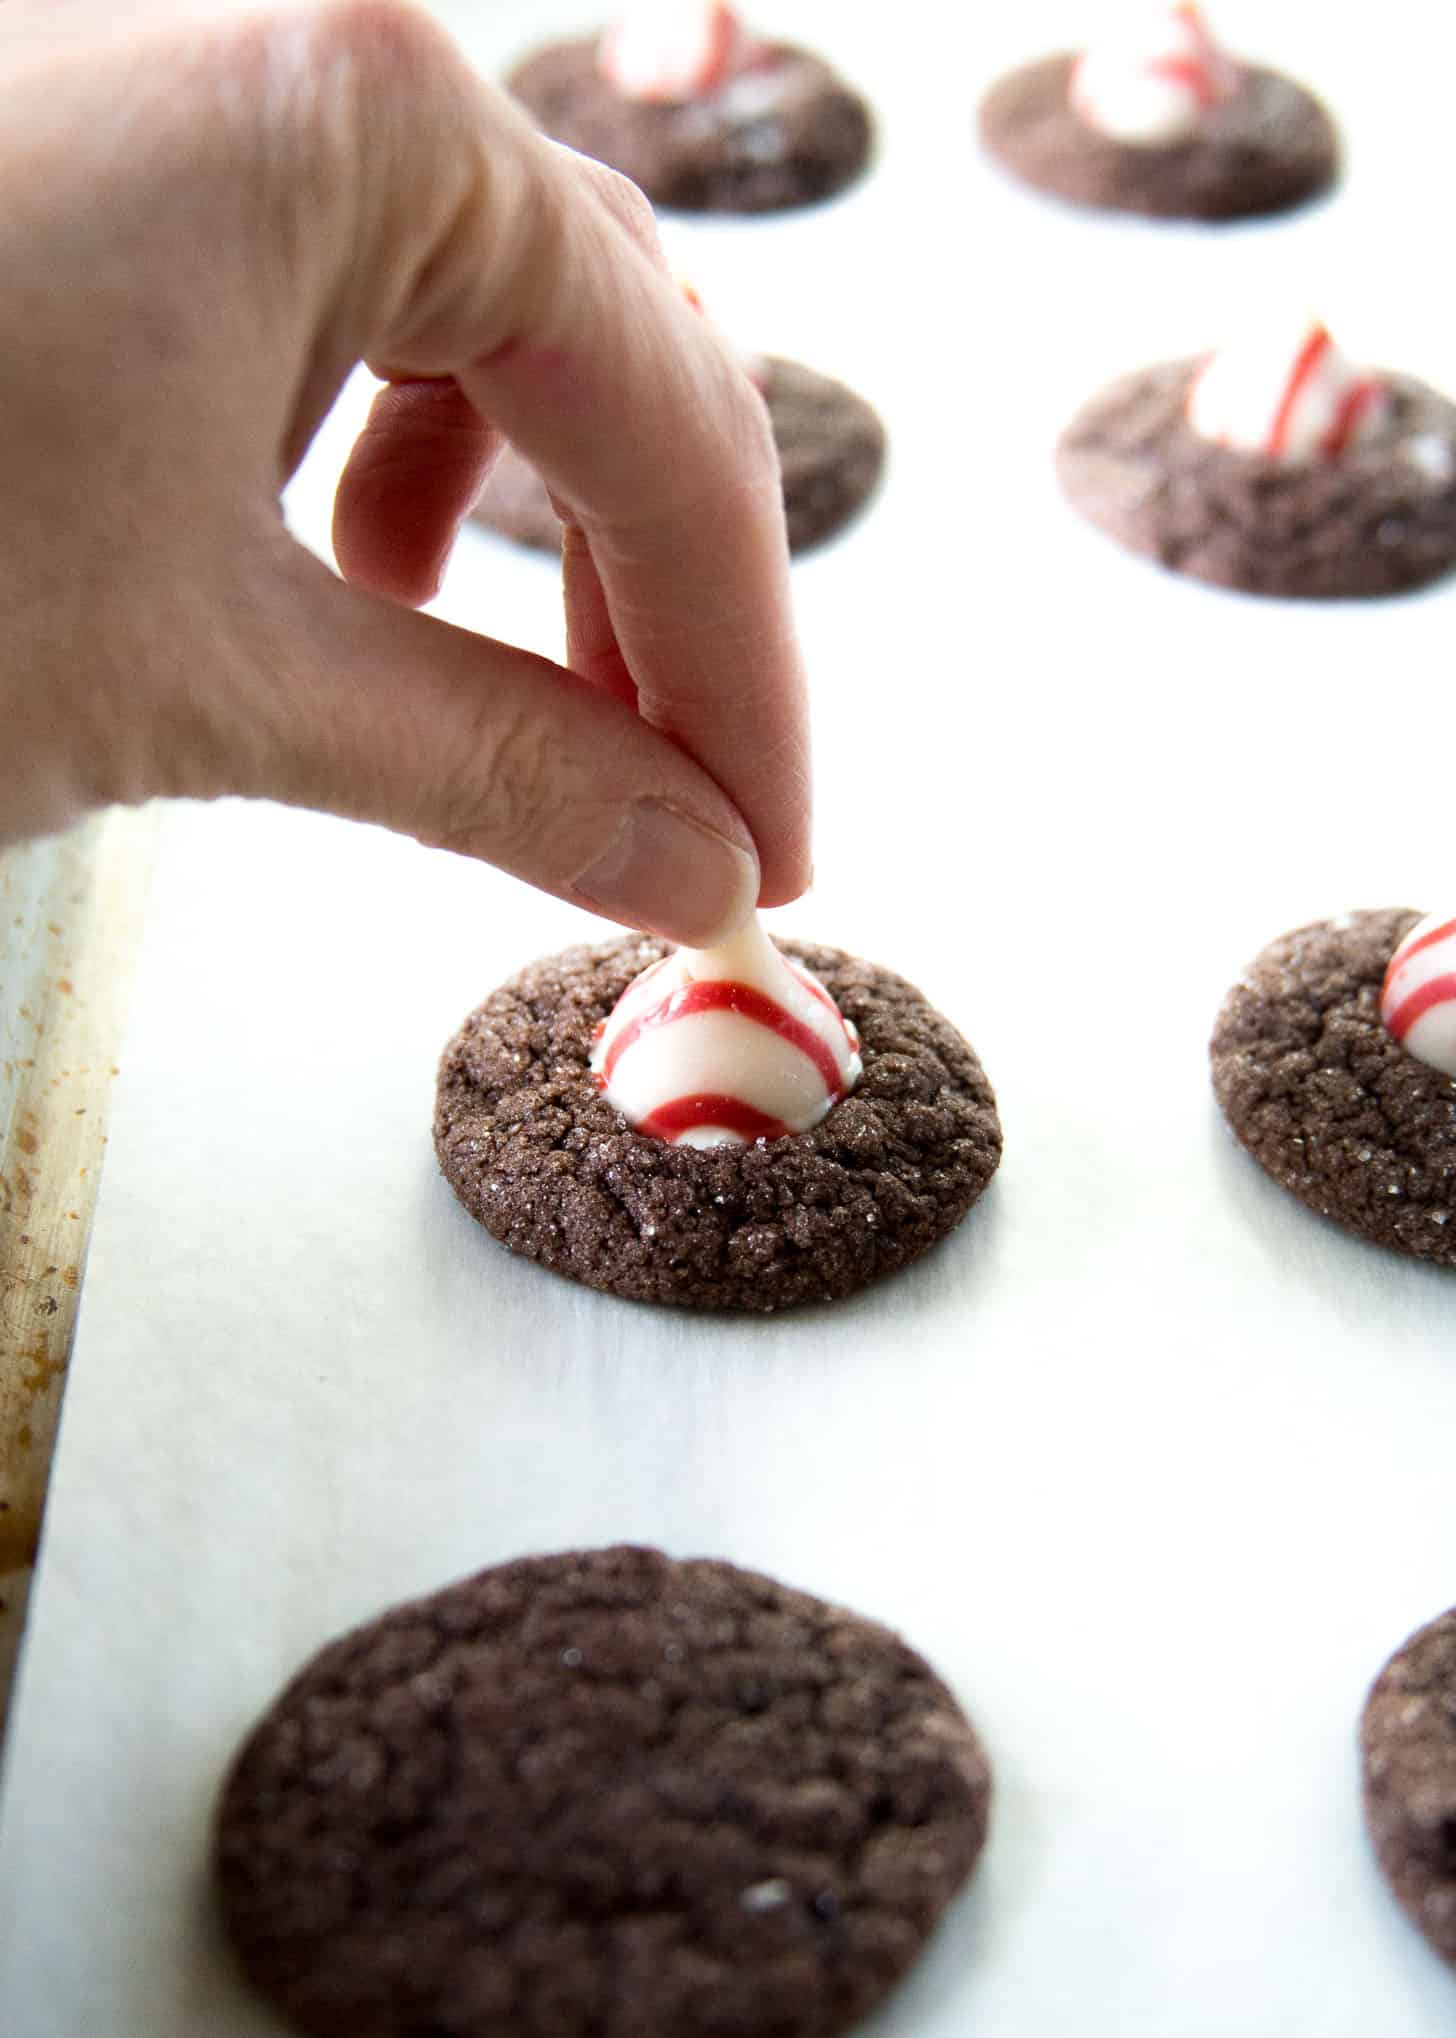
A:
978 54 1336 220
1362 1606 1456 1967
1057 359 1456 597
1210 908 1456 1264
507 38 872 214
215 1545 992 2038
471 358 885 557
434 936 1001 1312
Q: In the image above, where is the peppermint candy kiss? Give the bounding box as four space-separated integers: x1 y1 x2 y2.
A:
1070 3 1238 146
1187 318 1390 462
599 0 758 104
1381 913 1456 1078
591 918 862 1148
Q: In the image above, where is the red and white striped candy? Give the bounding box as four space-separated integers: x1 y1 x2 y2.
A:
1381 913 1456 1077
591 917 862 1148
599 0 756 104
1070 3 1238 145
1187 318 1390 462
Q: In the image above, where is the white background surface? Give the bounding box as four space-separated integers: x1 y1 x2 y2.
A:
3 1 1456 2032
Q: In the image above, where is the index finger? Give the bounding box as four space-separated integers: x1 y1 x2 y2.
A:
455 145 812 910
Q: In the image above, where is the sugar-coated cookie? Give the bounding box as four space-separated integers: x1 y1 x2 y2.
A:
508 11 872 215
978 8 1335 222
434 935 1001 1311
1057 348 1456 599
1210 908 1456 1264
1363 1605 1456 1967
216 1546 992 2038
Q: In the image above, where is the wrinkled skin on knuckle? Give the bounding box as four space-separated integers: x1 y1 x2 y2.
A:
273 0 465 122
570 153 663 259
388 138 570 375
282 0 561 373
240 3 458 317
430 690 566 869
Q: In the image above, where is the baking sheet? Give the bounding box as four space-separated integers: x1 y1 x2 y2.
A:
4 1 1456 2030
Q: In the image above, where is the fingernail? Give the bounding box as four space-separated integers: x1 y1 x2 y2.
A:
572 799 759 945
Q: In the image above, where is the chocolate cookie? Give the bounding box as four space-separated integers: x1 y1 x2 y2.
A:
507 38 872 213
1057 360 1456 597
1210 908 1456 1265
215 1545 992 2038
470 357 885 557
1362 1605 1456 1966
977 53 1336 220
434 936 1001 1311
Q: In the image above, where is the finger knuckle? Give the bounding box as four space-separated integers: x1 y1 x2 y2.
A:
591 162 659 246
449 695 557 858
298 0 451 85
260 0 466 187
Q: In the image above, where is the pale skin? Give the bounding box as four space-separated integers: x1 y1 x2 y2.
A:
0 0 812 945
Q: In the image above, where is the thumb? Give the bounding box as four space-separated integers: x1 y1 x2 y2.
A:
222 544 760 947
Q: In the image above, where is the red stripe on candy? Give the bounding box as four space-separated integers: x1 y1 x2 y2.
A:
637 1094 791 1143
1388 917 1456 980
1267 325 1331 456
1383 973 1456 1044
699 2 738 93
602 978 847 1098
1147 52 1218 108
1321 378 1382 458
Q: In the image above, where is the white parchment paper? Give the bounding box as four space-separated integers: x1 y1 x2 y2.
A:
4 2 1456 2031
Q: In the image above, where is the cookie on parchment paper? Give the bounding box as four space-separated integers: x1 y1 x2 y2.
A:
978 34 1335 223
1209 908 1456 1266
434 935 1001 1312
216 1545 992 2038
1057 356 1456 600
1362 1605 1456 1967
471 356 885 558
508 29 872 215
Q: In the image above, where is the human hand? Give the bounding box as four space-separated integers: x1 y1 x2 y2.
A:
0 0 810 945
